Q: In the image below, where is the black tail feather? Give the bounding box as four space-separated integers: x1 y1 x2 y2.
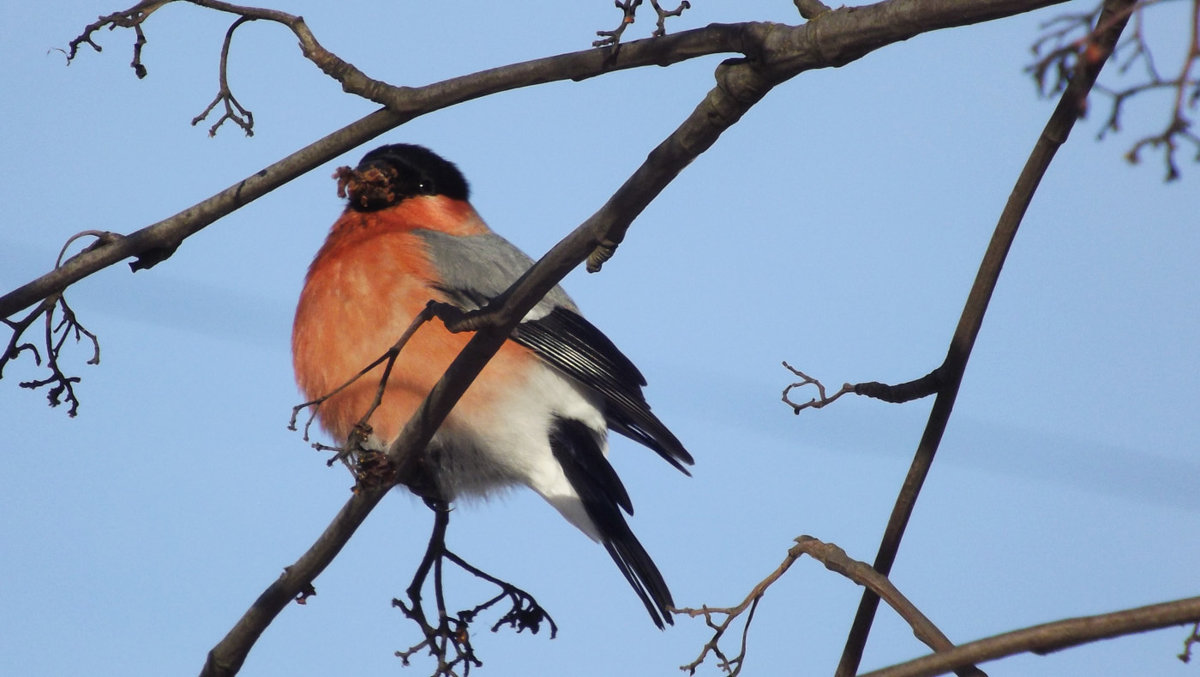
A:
600 520 675 628
549 417 675 627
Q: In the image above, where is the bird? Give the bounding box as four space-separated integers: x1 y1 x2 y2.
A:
291 143 693 628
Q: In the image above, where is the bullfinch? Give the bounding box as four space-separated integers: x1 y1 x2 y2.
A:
292 144 693 628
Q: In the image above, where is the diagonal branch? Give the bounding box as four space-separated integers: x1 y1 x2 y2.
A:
678 536 985 677
198 45 784 677
860 596 1200 677
4 0 1070 323
834 2 1139 675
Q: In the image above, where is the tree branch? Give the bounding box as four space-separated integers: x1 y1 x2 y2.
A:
780 361 946 413
1030 0 1200 180
1 2 1085 674
199 36 786 677
860 596 1200 677
4 0 1070 323
678 536 985 677
191 15 256 136
835 2 1139 674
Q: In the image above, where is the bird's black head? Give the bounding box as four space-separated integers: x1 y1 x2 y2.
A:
337 144 470 212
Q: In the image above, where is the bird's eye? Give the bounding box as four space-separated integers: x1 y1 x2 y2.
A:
417 179 435 195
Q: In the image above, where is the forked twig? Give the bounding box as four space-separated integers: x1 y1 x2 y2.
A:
1180 620 1200 663
678 536 984 677
1 231 117 415
192 15 256 136
593 0 690 47
66 0 168 77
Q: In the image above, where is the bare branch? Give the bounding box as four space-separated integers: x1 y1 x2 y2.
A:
780 361 946 413
1 298 52 380
191 16 256 136
649 0 691 37
676 551 789 676
66 0 168 78
17 293 101 417
0 232 119 415
593 0 690 47
860 596 1200 677
1030 0 1200 179
1180 620 1200 662
781 362 854 412
836 2 1138 674
678 536 984 677
7 0 1070 323
594 0 642 48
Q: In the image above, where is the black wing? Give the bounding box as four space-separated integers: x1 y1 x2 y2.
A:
514 307 693 473
416 228 692 473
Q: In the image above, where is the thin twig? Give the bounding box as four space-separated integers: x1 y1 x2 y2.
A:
780 362 854 412
289 303 438 475
191 15 256 136
1179 619 1200 662
780 361 946 413
594 0 642 48
1 232 116 414
65 0 168 78
649 0 691 37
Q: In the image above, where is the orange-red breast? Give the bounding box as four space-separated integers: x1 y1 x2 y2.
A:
292 144 692 627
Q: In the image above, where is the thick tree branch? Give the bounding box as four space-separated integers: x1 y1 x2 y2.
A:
3 0 1069 322
860 596 1200 677
835 2 1138 675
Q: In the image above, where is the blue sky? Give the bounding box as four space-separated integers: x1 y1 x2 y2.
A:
2 2 1197 676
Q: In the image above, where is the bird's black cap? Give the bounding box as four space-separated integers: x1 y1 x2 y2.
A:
338 144 470 211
